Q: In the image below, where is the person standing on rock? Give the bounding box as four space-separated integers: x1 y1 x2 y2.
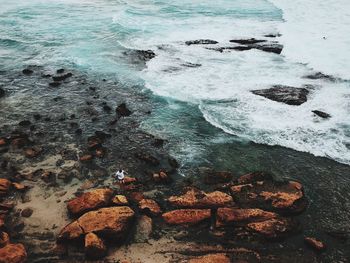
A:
115 169 127 184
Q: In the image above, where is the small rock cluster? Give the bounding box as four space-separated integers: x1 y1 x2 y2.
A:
0 179 28 263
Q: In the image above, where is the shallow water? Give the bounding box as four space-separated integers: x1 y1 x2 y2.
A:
1 0 350 165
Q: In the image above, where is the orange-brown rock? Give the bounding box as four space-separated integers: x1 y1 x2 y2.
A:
79 154 93 162
0 139 7 147
188 253 230 263
58 206 134 241
0 179 11 196
67 188 114 216
230 179 307 214
168 188 234 209
162 209 211 225
0 243 27 263
153 171 169 183
304 237 326 251
0 232 9 248
95 148 105 158
247 217 297 239
111 195 129 206
139 199 161 216
12 183 26 192
123 176 137 184
85 232 107 259
0 218 4 228
216 208 278 227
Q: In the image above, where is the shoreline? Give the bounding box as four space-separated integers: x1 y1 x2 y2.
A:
0 66 349 262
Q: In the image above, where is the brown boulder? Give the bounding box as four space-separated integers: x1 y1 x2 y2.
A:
12 183 26 192
111 195 129 206
0 243 27 263
230 179 307 214
247 217 297 239
79 154 93 162
188 253 230 263
123 176 137 184
85 232 107 259
0 232 9 248
304 237 326 251
216 208 278 227
0 139 7 147
162 209 211 225
153 171 170 183
168 188 234 209
58 206 134 241
21 208 33 218
139 199 161 216
0 179 11 196
67 188 114 216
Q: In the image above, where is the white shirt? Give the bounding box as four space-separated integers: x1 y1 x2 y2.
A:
115 170 125 180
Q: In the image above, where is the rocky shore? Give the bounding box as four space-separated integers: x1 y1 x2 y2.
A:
0 60 348 262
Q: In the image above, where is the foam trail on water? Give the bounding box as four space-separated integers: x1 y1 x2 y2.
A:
114 0 350 165
269 0 350 80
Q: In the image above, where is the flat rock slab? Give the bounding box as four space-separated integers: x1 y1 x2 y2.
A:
185 39 218 45
67 188 114 216
247 217 297 239
162 209 211 225
58 206 135 241
168 188 234 209
188 253 231 263
230 179 307 215
216 208 278 227
251 85 309 105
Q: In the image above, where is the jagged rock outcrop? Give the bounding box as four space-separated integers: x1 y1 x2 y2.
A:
252 85 309 105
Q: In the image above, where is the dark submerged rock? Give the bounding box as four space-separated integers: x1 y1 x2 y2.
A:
0 87 5 98
116 103 132 117
124 49 156 62
185 39 218 45
52 72 72 82
304 72 336 81
252 43 283 54
22 68 33 75
264 33 282 38
312 110 331 119
49 82 61 87
252 85 309 105
229 38 267 45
